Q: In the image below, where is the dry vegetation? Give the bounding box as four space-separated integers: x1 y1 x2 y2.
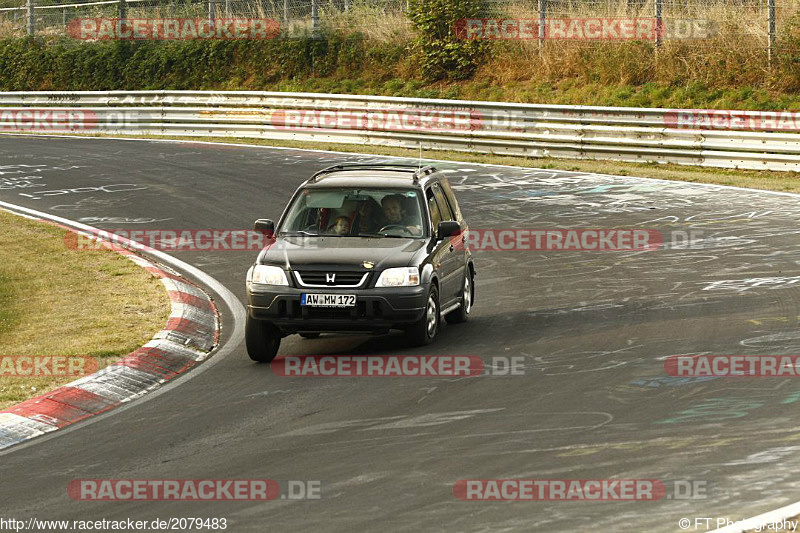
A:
1 0 800 108
0 209 170 409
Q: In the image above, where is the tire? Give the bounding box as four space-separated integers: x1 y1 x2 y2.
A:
299 332 321 339
445 268 473 324
246 315 281 363
406 285 440 346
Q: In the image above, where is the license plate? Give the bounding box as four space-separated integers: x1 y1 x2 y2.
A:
301 293 357 307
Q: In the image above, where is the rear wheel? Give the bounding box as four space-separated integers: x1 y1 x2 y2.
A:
246 315 281 363
445 268 473 324
406 285 439 346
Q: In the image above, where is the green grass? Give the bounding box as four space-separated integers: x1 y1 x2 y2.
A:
0 210 171 410
247 77 800 110
3 36 800 111
0 273 18 339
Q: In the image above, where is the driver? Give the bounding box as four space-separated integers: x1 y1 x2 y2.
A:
380 194 422 235
381 195 405 224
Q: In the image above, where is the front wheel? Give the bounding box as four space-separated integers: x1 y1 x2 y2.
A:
446 268 473 324
246 315 281 363
406 285 440 346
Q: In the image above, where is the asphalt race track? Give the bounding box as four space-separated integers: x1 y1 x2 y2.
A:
4 135 800 532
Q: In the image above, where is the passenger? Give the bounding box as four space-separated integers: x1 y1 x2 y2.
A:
329 216 351 235
352 199 381 234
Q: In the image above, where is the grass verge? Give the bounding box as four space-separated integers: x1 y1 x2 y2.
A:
3 36 800 111
50 132 800 194
0 209 171 410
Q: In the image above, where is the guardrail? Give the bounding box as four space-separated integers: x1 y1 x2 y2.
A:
1 90 799 171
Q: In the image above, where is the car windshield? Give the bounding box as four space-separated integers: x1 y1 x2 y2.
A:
280 187 425 238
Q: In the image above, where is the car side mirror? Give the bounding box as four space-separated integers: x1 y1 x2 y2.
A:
437 221 460 240
254 219 275 235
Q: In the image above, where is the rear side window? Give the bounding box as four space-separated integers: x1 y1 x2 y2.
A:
439 178 463 221
426 189 442 230
432 184 454 222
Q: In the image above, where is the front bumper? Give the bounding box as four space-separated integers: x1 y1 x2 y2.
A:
247 284 428 333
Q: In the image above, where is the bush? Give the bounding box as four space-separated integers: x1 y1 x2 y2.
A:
407 0 486 81
0 35 396 91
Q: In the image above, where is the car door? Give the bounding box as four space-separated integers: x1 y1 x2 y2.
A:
425 187 452 304
439 176 469 277
430 183 463 307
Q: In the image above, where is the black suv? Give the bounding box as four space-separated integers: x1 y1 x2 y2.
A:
245 164 475 362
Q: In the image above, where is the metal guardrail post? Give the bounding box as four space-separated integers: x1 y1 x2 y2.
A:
26 0 34 37
538 0 545 46
655 0 662 48
768 0 776 68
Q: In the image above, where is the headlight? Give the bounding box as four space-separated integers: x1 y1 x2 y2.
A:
249 264 289 286
376 267 420 287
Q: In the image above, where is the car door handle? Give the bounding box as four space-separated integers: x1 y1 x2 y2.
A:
449 244 455 252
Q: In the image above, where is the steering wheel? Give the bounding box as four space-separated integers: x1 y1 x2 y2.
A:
378 224 414 235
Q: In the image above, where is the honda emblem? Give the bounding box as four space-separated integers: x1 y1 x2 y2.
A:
326 273 336 283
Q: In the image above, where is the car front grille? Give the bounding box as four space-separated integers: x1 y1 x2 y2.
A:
294 271 369 288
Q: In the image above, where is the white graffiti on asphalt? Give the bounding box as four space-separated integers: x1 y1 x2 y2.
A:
18 183 148 200
0 176 46 189
77 216 172 224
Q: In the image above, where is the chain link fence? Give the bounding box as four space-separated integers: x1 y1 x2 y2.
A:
0 0 412 38
0 0 796 57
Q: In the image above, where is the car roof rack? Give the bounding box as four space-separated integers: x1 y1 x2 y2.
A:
308 163 438 184
412 165 437 183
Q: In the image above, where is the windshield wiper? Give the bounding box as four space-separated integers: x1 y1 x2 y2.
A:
282 230 319 236
377 233 413 238
355 232 419 239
